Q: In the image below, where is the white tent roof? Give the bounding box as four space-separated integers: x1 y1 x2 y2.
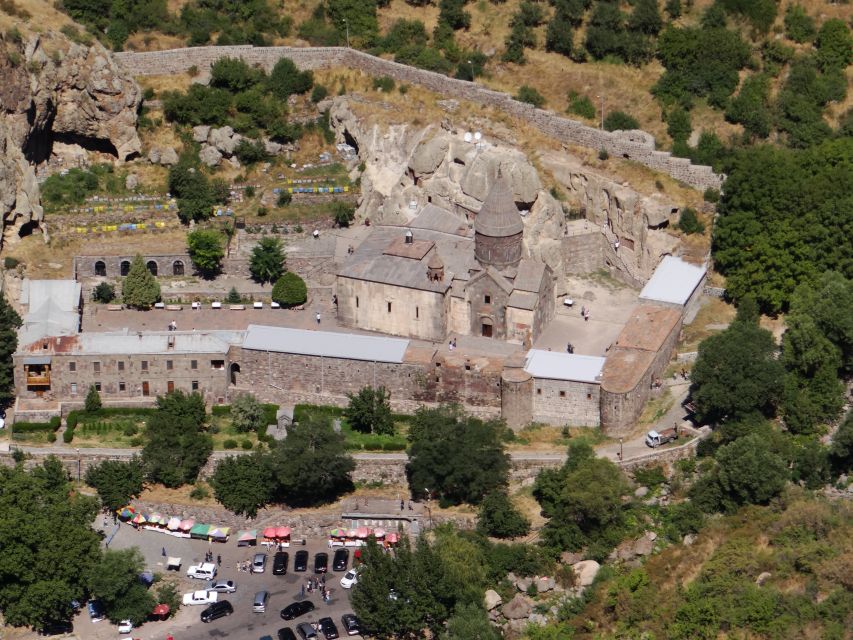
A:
243 325 410 363
639 256 706 306
18 280 82 345
524 350 606 383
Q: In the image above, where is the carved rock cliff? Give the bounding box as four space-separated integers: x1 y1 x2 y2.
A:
0 32 141 248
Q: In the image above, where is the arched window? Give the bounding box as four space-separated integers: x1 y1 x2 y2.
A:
94 260 106 276
230 363 241 386
173 260 185 276
120 260 131 276
146 261 158 276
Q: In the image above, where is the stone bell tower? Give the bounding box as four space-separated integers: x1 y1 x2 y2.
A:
474 178 523 268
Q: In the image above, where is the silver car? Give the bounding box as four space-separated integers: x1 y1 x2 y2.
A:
206 579 237 593
253 553 267 573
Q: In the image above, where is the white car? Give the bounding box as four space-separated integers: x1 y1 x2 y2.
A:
117 620 133 634
182 590 219 606
206 579 237 593
340 568 360 589
187 563 217 580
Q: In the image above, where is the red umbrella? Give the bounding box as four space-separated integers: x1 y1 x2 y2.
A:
263 527 278 539
386 533 400 543
151 604 170 620
355 527 370 539
275 526 291 538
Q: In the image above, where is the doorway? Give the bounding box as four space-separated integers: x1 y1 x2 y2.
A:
167 381 174 393
142 381 150 396
481 319 493 338
230 363 241 385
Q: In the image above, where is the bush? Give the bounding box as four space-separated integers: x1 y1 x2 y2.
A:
311 84 329 103
703 188 720 203
234 139 268 165
241 439 254 450
477 491 531 538
92 282 116 303
604 110 640 131
598 148 609 160
189 484 210 500
567 92 596 120
372 76 396 92
271 272 308 307
516 85 545 108
277 191 292 207
85 385 102 413
225 287 242 304
129 435 144 447
63 426 75 443
3 256 19 269
332 201 355 228
677 207 705 234
223 439 238 449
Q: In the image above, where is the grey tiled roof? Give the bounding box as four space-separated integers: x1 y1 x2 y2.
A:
474 179 523 237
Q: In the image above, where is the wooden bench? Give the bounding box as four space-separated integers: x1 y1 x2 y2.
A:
211 302 222 309
107 304 123 311
165 304 182 311
229 304 246 310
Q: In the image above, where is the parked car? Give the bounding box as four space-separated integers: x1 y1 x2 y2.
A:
253 553 268 573
280 600 316 620
314 552 329 573
183 590 219 606
207 579 237 593
296 622 318 639
87 601 105 622
200 600 233 623
187 563 217 580
319 617 339 639
339 568 359 589
332 549 349 572
273 551 289 575
294 550 309 572
277 628 298 640
341 614 361 636
117 620 133 634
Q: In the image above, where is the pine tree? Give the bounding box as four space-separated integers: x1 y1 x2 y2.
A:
85 385 102 413
249 237 286 284
121 255 160 309
0 291 22 406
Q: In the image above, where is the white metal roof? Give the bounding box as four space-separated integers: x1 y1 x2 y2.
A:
524 349 606 383
18 280 82 345
639 256 707 306
76 330 242 355
242 325 410 363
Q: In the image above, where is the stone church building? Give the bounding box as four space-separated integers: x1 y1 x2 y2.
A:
335 180 554 346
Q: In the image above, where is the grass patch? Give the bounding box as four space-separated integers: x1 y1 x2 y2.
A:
293 403 409 451
509 423 609 450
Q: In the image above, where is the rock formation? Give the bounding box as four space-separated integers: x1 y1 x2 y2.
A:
328 97 683 283
0 31 141 249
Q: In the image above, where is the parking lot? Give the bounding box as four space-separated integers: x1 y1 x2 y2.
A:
88 522 362 640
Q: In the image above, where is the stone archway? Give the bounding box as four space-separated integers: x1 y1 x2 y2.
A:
230 363 241 386
480 317 494 338
120 260 131 276
173 260 185 276
94 260 106 276
146 260 158 276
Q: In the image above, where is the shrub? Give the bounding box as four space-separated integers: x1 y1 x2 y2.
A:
85 385 102 413
567 92 596 120
189 484 210 500
3 256 19 269
63 426 75 443
92 282 116 303
271 272 308 307
372 76 396 92
604 110 640 131
129 435 144 447
703 188 720 203
123 423 139 437
477 491 531 539
598 148 609 160
234 139 268 165
223 438 238 449
225 287 242 304
311 84 329 103
516 85 545 108
277 191 292 207
332 201 355 228
783 4 816 44
677 207 705 234
241 439 254 450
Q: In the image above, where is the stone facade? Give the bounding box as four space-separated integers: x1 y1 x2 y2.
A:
475 230 523 268
114 47 724 191
74 254 191 279
531 378 601 427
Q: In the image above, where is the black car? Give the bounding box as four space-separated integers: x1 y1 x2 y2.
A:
201 600 234 623
318 617 339 639
277 628 297 640
341 614 361 636
273 551 289 575
314 552 329 574
294 550 309 572
280 600 315 621
332 548 349 572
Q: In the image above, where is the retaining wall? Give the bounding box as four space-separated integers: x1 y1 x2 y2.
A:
114 47 724 192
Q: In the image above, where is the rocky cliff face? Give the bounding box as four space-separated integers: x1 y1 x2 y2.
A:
0 32 141 248
329 97 681 282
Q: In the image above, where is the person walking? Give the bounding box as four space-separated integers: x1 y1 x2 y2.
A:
161 547 166 557
315 312 321 325
217 554 221 566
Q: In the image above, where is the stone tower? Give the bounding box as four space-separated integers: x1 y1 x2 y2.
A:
474 178 523 268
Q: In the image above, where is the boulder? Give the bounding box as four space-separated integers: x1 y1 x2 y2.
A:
159 147 179 166
125 173 138 190
560 552 584 565
634 486 649 498
536 576 556 593
147 147 161 164
484 589 502 611
410 136 449 178
572 560 600 588
192 125 211 143
632 536 654 557
683 533 697 546
756 572 772 586
527 613 548 627
514 576 533 593
501 594 533 620
264 139 283 156
199 145 222 167
209 126 240 155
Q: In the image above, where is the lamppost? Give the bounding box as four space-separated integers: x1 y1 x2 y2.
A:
618 438 623 462
342 18 350 48
597 94 605 130
424 488 433 529
75 447 81 481
467 59 474 81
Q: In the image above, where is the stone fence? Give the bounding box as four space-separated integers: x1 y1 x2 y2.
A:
114 47 724 192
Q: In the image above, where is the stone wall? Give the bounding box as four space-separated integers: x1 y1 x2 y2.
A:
562 231 605 276
74 254 191 279
114 47 724 192
531 378 601 427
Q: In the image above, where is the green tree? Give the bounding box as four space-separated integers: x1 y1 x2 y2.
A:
406 405 510 506
665 0 681 20
0 458 102 629
783 4 816 43
121 254 160 309
270 415 355 506
249 236 286 284
604 110 640 131
92 282 116 303
327 0 380 47
677 207 705 235
187 228 226 278
476 491 530 539
225 286 242 304
332 201 356 227
0 291 21 406
234 139 269 165
271 272 308 307
516 85 545 107
168 159 227 223
344 386 394 435
85 457 145 513
711 433 788 509
815 18 853 72
142 391 212 488
210 56 263 93
231 393 266 433
268 57 314 99
87 548 155 624
545 9 574 57
443 603 501 640
725 74 771 139
85 384 102 413
829 411 853 474
667 107 692 142
628 0 662 35
210 451 275 517
690 305 784 425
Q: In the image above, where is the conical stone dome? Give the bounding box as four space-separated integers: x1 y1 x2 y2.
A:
475 179 523 237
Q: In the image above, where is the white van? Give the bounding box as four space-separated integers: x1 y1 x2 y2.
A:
187 563 217 580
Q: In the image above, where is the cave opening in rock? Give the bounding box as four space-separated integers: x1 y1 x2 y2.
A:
53 133 119 158
17 220 38 238
648 220 669 230
342 129 359 155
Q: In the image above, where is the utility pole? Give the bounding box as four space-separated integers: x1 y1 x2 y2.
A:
467 59 474 80
342 18 350 48
76 448 81 481
597 94 605 130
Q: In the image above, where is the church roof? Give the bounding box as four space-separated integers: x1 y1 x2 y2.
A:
427 251 444 269
513 259 547 293
474 179 523 238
